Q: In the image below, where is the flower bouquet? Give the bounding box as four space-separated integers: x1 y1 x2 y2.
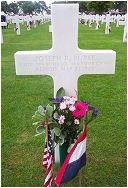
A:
32 87 98 165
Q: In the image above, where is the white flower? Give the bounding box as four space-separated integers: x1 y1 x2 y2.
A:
69 105 76 112
63 96 70 100
69 96 77 105
74 119 80 125
59 115 65 125
60 102 67 110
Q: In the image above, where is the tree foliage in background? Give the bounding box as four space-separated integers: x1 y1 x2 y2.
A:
33 1 42 13
79 1 127 13
112 1 127 12
53 1 77 4
79 2 88 12
1 1 47 14
8 2 19 14
1 1 127 14
86 1 112 14
1 1 9 13
37 1 47 12
18 1 35 14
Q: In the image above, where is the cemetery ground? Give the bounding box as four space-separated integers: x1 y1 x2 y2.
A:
1 22 126 187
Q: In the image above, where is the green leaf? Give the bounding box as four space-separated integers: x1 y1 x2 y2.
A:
46 105 53 117
35 111 45 118
53 112 59 120
56 87 65 97
36 125 45 134
38 105 45 116
51 130 54 140
67 121 72 126
58 138 64 145
35 133 43 137
53 127 61 136
55 136 64 145
32 115 36 120
48 122 59 129
32 114 45 121
32 122 40 126
59 133 66 139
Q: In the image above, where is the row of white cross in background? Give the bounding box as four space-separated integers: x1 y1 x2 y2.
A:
79 13 127 41
80 13 126 26
1 13 127 42
50 13 127 42
1 12 127 44
8 14 50 32
1 14 51 43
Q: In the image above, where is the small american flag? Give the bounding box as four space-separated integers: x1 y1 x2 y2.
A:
43 127 53 187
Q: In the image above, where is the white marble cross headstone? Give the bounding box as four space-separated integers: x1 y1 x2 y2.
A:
116 14 121 27
105 14 110 34
123 14 127 43
119 20 125 26
49 25 52 32
15 4 116 163
19 15 24 25
88 15 92 27
14 15 21 35
32 15 37 28
84 14 87 25
26 15 31 30
41 15 44 25
113 15 116 23
95 14 100 29
1 22 7 43
101 15 105 24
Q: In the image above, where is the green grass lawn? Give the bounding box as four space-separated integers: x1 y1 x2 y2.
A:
1 21 127 187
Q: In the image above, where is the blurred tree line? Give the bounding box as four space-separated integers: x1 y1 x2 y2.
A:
1 1 48 14
53 1 127 14
1 1 127 14
78 1 127 13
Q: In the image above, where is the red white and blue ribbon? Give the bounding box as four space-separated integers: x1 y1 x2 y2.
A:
55 127 87 186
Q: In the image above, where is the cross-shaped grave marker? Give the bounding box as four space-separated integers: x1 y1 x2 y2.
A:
88 15 93 27
32 15 37 28
49 25 52 32
13 15 21 35
26 15 31 30
15 4 116 164
101 15 105 24
105 14 111 34
1 22 7 43
116 14 121 27
95 14 100 29
123 14 127 43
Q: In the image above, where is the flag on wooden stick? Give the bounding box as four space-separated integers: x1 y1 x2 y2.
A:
43 127 53 187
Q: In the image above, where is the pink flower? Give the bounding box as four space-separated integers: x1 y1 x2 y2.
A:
65 99 71 106
60 102 66 110
72 102 88 118
58 115 65 124
74 119 80 125
63 96 77 106
69 105 76 112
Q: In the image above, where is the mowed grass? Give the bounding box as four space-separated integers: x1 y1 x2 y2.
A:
1 21 127 187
